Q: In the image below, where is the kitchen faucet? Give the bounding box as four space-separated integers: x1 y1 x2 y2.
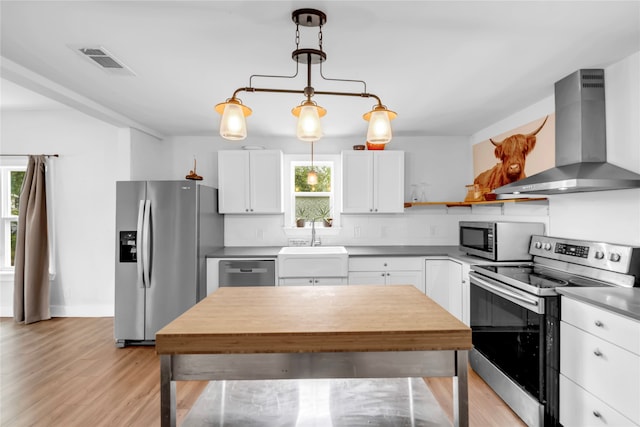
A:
310 220 320 246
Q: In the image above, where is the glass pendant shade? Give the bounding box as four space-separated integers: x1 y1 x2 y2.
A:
220 103 248 140
307 170 318 185
296 105 323 142
366 110 393 144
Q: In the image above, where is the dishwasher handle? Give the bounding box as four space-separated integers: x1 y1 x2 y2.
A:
219 260 276 287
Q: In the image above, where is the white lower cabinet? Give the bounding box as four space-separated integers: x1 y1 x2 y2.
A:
560 374 636 427
348 257 424 293
424 258 468 324
560 297 640 427
279 277 346 286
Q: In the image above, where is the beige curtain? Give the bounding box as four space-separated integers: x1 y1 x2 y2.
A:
14 155 50 324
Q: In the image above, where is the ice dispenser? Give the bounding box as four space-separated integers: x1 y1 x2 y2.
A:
119 231 137 262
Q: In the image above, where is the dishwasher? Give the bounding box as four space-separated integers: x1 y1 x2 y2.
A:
218 259 276 287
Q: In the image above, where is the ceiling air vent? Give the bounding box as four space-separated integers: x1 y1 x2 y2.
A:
70 45 136 76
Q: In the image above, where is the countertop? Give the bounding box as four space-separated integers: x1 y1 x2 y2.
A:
206 245 640 321
557 287 640 321
206 245 493 265
156 285 471 354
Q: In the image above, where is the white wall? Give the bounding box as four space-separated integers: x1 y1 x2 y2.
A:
162 134 549 247
1 109 121 316
471 51 640 245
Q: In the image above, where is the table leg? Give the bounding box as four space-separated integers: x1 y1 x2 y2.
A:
160 355 176 427
453 350 469 427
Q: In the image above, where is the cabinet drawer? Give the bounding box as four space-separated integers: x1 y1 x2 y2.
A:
562 297 640 355
279 277 346 286
560 375 637 427
349 257 423 272
561 322 640 424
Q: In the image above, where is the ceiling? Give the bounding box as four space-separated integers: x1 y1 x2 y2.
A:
1 1 639 140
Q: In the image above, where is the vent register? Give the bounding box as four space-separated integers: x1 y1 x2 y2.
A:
72 46 136 76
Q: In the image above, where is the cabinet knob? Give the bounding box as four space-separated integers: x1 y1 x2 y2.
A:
309 279 313 284
370 208 373 212
592 411 601 418
386 273 390 276
245 208 249 212
594 320 604 327
381 273 386 277
593 349 603 357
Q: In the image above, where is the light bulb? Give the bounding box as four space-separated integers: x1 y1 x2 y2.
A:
220 103 247 140
366 110 392 144
307 170 318 185
296 105 323 142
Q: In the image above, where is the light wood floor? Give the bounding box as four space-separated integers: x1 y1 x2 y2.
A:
1 317 525 426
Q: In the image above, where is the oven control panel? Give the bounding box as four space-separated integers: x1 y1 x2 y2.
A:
529 235 640 276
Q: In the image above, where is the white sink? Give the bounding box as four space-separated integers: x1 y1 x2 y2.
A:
278 246 348 255
277 246 349 278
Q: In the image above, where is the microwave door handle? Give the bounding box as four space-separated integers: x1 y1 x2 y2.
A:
470 274 542 313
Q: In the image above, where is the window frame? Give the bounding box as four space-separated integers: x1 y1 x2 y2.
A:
283 154 341 231
0 164 26 270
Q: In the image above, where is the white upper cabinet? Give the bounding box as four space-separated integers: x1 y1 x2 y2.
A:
218 150 283 214
341 150 405 213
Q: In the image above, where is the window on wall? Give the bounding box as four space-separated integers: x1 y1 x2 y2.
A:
286 155 340 229
1 167 26 269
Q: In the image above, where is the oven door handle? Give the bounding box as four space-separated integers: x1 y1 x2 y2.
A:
469 272 544 314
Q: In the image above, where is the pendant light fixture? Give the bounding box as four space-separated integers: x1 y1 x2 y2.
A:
215 8 396 143
307 141 318 185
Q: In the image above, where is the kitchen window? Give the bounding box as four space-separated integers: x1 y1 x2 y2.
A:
1 166 26 270
284 154 341 230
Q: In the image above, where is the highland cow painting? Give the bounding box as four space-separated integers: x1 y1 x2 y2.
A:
473 114 555 191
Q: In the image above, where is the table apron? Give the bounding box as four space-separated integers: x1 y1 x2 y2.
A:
168 350 458 381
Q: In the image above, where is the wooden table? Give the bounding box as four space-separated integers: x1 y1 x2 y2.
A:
156 285 472 427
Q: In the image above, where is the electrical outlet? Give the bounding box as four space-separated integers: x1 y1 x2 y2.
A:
288 239 308 247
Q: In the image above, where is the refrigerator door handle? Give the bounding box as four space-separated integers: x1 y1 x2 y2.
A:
136 200 146 288
143 200 152 287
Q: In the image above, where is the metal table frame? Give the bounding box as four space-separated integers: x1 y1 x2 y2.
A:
160 349 469 427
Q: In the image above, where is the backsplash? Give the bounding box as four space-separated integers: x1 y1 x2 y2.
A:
223 203 550 247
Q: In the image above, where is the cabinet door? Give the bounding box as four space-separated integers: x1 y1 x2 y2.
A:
218 151 250 213
560 375 636 427
373 151 405 213
342 151 374 213
460 262 472 326
425 259 450 311
313 277 346 286
448 261 463 321
387 271 424 293
249 150 283 213
279 278 315 286
348 271 387 285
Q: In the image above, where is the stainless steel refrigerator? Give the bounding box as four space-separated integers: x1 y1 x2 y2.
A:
114 180 223 347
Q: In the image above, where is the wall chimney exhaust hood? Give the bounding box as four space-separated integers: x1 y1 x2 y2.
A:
494 69 640 195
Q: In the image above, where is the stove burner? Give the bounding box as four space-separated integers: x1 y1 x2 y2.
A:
472 262 613 296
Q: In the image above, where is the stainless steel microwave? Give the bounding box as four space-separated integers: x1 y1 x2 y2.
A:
459 221 545 261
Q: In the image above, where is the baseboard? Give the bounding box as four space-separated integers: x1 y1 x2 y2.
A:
51 305 114 317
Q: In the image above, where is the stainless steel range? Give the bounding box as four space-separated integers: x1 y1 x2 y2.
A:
469 235 640 427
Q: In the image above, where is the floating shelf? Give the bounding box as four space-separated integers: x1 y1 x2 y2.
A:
404 197 547 208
